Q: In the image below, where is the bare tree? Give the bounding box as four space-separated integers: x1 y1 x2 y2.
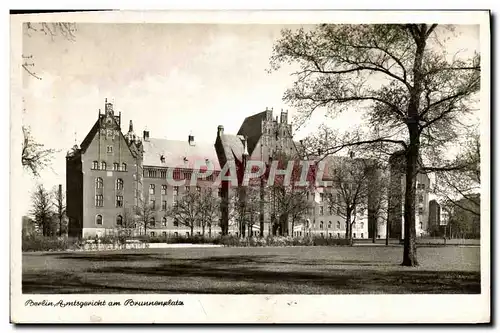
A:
30 184 54 236
433 129 480 216
23 22 77 80
270 24 480 266
267 153 313 236
52 184 66 237
167 191 201 236
323 156 376 245
135 200 156 236
116 207 137 238
198 188 221 237
22 126 56 177
229 185 263 238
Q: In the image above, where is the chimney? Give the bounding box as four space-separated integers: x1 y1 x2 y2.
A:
188 134 195 146
143 130 150 141
242 136 249 157
217 125 224 137
128 120 134 133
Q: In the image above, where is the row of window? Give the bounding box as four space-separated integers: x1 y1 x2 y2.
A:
92 161 127 171
313 221 365 230
145 168 220 181
148 184 222 197
94 195 123 207
95 177 124 190
94 214 205 228
293 232 365 239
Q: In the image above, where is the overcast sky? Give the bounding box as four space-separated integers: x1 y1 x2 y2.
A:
20 23 480 214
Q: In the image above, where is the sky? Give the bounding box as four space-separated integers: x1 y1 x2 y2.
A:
19 23 480 215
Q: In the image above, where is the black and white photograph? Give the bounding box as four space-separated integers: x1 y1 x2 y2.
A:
10 9 490 323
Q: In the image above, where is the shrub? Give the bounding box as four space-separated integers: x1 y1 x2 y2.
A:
22 234 82 252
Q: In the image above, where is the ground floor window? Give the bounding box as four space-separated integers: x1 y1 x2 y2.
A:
150 232 155 237
162 231 167 237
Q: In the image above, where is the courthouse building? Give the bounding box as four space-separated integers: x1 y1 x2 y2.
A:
67 99 428 239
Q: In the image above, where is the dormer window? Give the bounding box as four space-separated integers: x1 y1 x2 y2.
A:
183 157 188 163
160 155 165 163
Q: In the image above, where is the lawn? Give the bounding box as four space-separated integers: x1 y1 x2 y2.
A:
22 246 480 294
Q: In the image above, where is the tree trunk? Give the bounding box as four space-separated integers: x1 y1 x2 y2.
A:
402 30 426 267
345 210 351 240
385 212 390 245
202 223 205 236
208 225 212 238
291 216 295 237
190 225 194 237
402 126 420 266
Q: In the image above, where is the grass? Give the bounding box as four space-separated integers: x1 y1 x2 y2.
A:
22 246 480 294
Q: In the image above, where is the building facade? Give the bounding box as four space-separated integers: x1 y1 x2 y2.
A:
67 100 429 239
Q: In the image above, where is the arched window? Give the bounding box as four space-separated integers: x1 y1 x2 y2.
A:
92 161 99 170
149 216 155 227
162 217 167 227
95 177 103 189
360 222 364 229
116 215 123 226
113 163 119 171
116 178 124 190
320 221 324 229
101 161 106 170
328 221 332 229
149 184 155 195
122 163 127 171
336 221 341 229
419 222 423 230
95 215 103 225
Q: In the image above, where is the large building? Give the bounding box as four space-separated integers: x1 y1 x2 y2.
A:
66 99 428 239
386 151 431 239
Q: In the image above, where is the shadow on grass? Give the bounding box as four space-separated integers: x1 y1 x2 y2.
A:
23 253 480 294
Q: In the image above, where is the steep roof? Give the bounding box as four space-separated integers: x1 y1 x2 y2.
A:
218 134 246 164
237 110 267 155
142 138 221 170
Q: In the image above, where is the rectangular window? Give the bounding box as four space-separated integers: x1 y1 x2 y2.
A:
173 186 179 196
161 185 167 195
150 199 155 209
160 170 167 178
149 184 155 195
95 195 103 207
162 200 167 210
319 206 324 215
320 193 324 202
116 195 123 207
173 196 177 206
162 231 167 237
107 145 113 153
185 186 190 193
147 169 157 178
